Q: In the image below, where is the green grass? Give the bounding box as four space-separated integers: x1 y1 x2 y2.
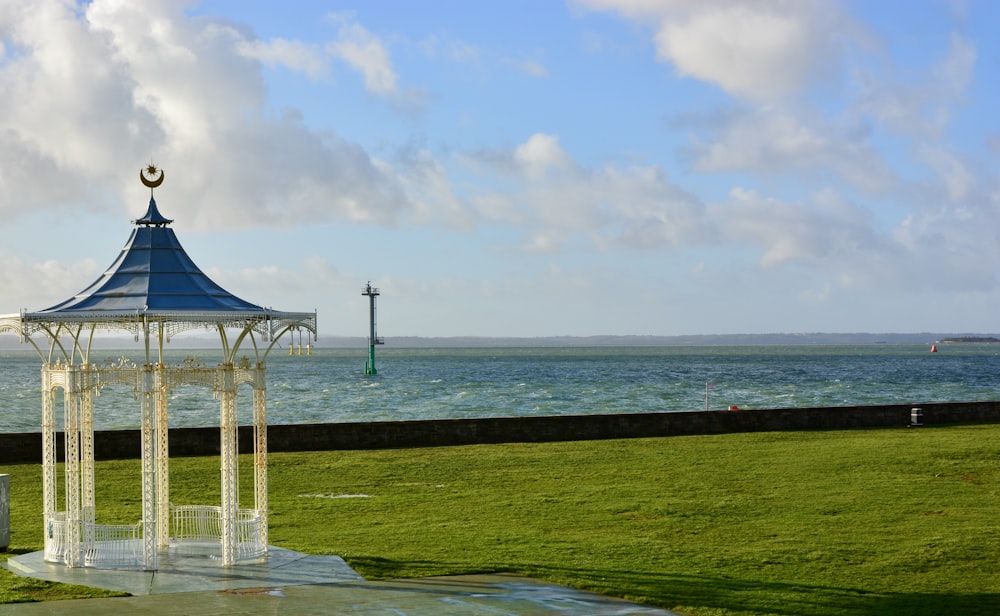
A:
0 460 130 603
3 424 1000 614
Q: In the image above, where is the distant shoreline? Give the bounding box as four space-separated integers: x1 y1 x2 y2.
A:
323 333 992 348
937 336 1000 344
2 332 990 350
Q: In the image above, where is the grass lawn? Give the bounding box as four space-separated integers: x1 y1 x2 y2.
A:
2 424 999 615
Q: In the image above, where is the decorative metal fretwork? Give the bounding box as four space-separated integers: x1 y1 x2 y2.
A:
37 353 276 569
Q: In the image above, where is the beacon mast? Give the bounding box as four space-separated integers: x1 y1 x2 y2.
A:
362 282 384 375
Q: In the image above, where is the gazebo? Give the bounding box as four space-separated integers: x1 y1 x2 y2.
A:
0 166 316 570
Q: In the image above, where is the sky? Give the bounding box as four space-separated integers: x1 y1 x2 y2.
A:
1 0 999 338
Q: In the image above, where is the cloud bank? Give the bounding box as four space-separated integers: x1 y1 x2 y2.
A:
0 0 997 334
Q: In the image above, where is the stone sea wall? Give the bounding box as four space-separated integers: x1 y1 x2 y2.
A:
1 400 999 463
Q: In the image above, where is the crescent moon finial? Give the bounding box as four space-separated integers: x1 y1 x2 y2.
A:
140 164 164 189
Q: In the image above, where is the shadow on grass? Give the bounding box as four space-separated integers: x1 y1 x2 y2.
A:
347 556 1000 616
0 548 38 557
348 555 497 579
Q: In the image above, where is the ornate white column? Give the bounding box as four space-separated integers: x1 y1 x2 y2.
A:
40 366 57 560
219 363 238 565
80 365 96 551
140 363 157 570
63 364 81 567
155 363 170 547
252 363 268 548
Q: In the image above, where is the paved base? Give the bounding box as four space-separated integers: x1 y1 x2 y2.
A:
2 548 678 615
3 545 362 595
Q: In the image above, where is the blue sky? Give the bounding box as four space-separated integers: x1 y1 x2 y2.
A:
1 0 999 338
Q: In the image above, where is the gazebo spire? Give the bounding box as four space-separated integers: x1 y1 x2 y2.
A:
134 197 173 226
135 165 172 226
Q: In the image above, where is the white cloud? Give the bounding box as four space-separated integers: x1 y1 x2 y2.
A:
522 234 560 254
576 0 851 101
681 107 894 193
463 133 710 251
596 164 710 248
518 59 549 78
0 251 100 311
418 32 480 64
852 33 976 140
572 0 693 21
0 0 409 230
514 133 574 175
704 179 1000 299
932 33 976 98
395 144 473 229
657 4 836 100
0 0 156 209
915 144 974 203
237 37 328 79
799 282 831 304
2 0 997 336
711 187 878 268
326 18 397 95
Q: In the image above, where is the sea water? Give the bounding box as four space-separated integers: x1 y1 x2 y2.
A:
1 344 999 433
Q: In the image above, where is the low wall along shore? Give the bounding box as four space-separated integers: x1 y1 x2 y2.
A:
1 400 999 463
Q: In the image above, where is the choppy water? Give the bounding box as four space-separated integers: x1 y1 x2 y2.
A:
1 344 998 432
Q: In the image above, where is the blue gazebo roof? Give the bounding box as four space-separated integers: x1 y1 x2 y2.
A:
34 197 265 315
3 169 315 363
35 197 264 316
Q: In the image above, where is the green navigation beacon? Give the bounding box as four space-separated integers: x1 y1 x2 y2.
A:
362 282 385 375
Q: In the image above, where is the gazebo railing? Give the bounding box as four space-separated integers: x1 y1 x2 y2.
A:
171 504 223 543
44 513 67 563
83 521 143 567
45 512 143 567
171 504 266 560
235 509 267 560
43 505 265 566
